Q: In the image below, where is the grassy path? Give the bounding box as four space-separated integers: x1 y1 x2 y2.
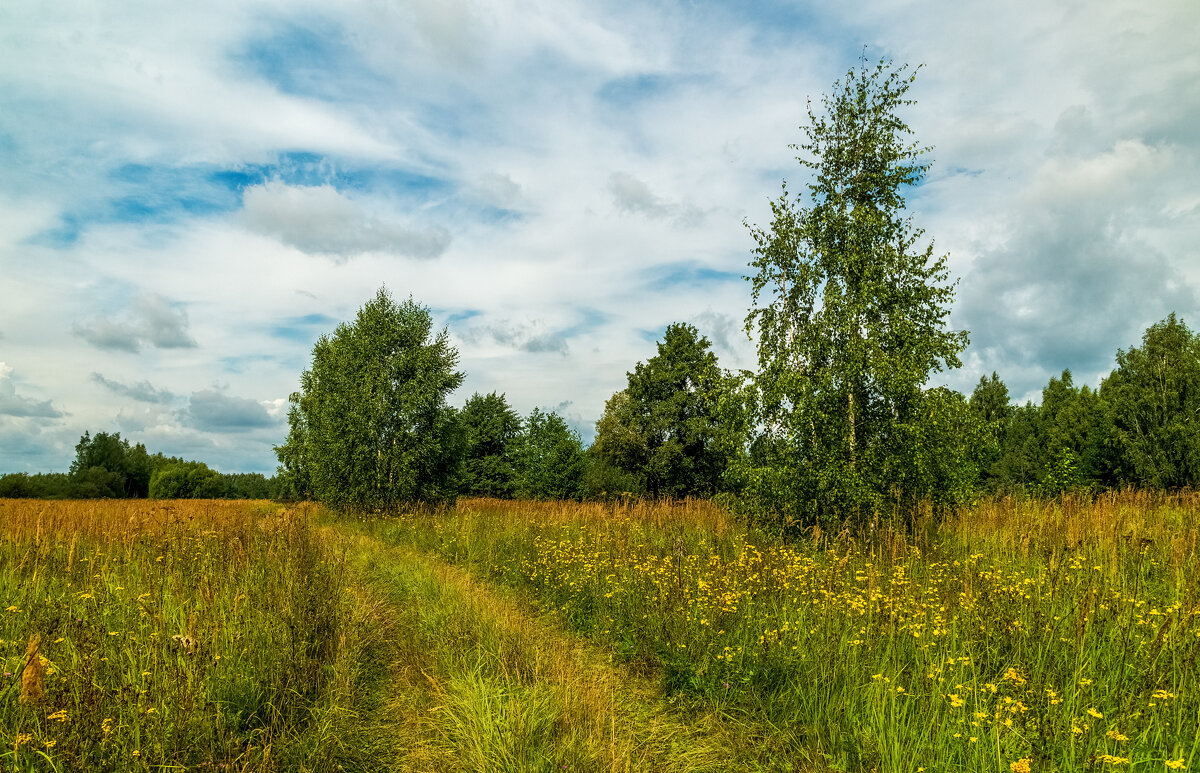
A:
321 523 816 772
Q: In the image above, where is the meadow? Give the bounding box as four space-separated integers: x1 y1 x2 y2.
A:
357 493 1200 772
1 494 1196 771
0 499 388 772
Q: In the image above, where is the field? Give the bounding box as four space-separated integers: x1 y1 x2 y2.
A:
1 494 1197 771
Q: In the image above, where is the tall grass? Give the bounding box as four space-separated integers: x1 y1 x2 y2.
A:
365 493 1200 772
325 525 767 772
0 499 380 772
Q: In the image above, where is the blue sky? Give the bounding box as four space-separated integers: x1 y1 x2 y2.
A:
1 0 1197 474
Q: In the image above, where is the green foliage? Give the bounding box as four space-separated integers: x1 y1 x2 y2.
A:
219 472 279 499
891 387 995 517
276 288 465 510
1102 313 1200 488
68 431 153 498
591 323 734 498
969 372 1011 489
988 403 1045 492
459 391 522 497
513 408 586 500
740 58 966 530
149 460 224 499
0 472 58 498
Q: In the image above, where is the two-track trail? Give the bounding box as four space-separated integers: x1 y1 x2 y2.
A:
318 524 812 773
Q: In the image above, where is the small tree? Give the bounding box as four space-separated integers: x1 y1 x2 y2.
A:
149 461 223 499
69 431 153 498
1102 313 1200 488
592 323 733 498
513 408 586 500
741 58 967 530
276 288 465 509
459 391 522 497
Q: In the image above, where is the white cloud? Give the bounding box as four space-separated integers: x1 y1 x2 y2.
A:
187 389 281 433
72 293 197 353
240 181 451 259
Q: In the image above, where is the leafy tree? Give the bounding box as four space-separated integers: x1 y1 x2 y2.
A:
459 392 522 497
219 472 277 500
990 403 1045 492
0 473 45 498
894 387 995 519
149 461 223 499
68 431 153 498
740 58 967 529
276 289 465 509
969 372 1011 489
513 408 586 500
591 323 733 498
1038 369 1108 491
1101 313 1200 488
585 390 649 497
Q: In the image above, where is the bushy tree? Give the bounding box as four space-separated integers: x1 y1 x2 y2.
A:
740 58 967 530
1102 313 1200 488
459 391 522 497
591 323 733 498
585 390 649 497
969 372 1011 489
149 461 223 499
513 408 586 500
69 431 153 497
276 289 465 509
0 473 47 498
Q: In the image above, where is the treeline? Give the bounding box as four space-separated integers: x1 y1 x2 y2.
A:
971 313 1200 494
463 314 1200 503
0 431 283 500
276 287 1200 515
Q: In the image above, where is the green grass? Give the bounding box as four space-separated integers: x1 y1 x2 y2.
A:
5 494 1196 771
0 499 384 772
353 495 1200 772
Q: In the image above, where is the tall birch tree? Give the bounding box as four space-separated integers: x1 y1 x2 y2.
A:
741 58 968 529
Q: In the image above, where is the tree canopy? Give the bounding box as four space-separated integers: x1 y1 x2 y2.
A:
276 288 465 509
591 323 733 498
459 391 522 498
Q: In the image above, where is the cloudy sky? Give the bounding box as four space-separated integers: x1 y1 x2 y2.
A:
2 0 1197 474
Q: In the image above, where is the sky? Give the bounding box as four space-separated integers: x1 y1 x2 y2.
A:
1 0 1198 474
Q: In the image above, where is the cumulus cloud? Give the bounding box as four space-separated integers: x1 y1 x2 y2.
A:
90 373 175 404
0 363 63 418
72 294 197 353
608 172 703 226
690 310 743 358
465 319 569 355
958 137 1199 393
187 389 281 433
241 181 451 259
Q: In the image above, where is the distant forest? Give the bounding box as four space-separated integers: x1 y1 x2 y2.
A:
0 431 279 500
